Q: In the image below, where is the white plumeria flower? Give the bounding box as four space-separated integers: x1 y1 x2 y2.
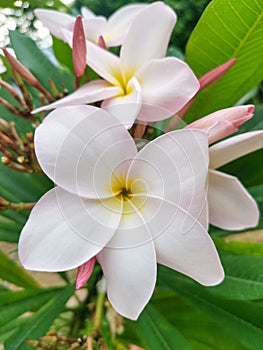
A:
33 2 199 127
18 105 223 320
188 105 263 230
35 3 147 47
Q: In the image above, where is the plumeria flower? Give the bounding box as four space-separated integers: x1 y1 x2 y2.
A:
19 105 223 320
0 58 6 74
188 105 263 230
33 2 199 127
35 3 147 47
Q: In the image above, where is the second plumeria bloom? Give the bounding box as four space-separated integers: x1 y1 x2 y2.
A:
18 105 223 320
35 3 147 47
34 2 199 127
188 105 263 230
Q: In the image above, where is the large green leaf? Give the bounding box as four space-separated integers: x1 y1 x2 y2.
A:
0 250 40 288
137 303 193 350
9 31 74 97
208 253 263 299
0 158 52 243
151 290 247 350
4 284 75 350
185 0 263 121
159 267 263 350
0 287 65 328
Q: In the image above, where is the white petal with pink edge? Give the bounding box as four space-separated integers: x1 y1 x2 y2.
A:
34 105 137 198
120 2 177 79
34 9 74 40
210 130 263 169
106 4 147 46
32 80 120 114
18 187 122 272
127 129 209 219
97 208 156 320
208 169 259 230
138 195 224 286
135 58 199 121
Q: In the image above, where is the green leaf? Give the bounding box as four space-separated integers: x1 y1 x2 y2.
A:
208 253 263 299
0 287 65 328
137 303 193 350
0 250 40 288
0 163 52 243
4 284 75 350
214 236 263 256
9 31 74 97
185 0 263 121
159 267 263 350
52 36 74 73
151 290 246 350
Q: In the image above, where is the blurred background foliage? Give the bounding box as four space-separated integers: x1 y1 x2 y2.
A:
0 0 211 50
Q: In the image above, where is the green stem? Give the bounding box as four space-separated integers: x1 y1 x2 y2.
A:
91 290 106 337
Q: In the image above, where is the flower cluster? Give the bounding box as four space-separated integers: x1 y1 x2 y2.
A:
16 2 263 320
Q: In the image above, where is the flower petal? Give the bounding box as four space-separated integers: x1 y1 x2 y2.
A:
35 105 137 198
210 130 263 169
101 77 142 128
34 9 74 40
188 105 254 144
62 28 122 86
76 257 96 289
120 2 176 79
32 80 121 114
97 207 156 319
208 170 259 230
135 58 199 122
127 129 209 220
81 7 96 19
106 4 147 46
82 17 107 44
18 187 122 271
139 196 224 286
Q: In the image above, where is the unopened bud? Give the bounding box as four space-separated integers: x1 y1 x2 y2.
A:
3 49 53 103
199 58 237 90
73 16 87 78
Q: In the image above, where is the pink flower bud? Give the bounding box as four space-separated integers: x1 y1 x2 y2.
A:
73 16 87 79
76 256 96 289
188 105 254 144
199 58 237 90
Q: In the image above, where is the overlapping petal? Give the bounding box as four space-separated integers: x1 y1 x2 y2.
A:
97 208 156 319
210 130 263 169
34 106 137 198
120 2 177 79
136 58 199 121
208 170 259 230
32 80 120 114
34 9 74 40
62 29 122 86
101 77 142 127
18 187 122 271
138 196 224 286
127 129 209 219
105 4 147 46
